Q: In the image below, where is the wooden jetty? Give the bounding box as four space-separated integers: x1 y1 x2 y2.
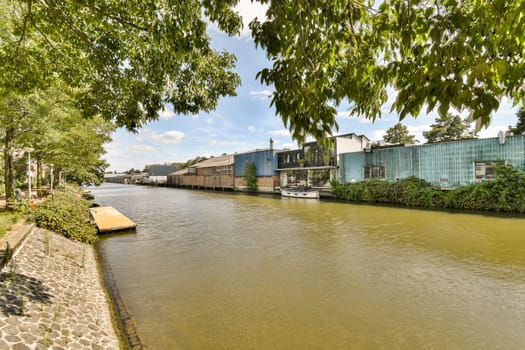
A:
89 206 137 233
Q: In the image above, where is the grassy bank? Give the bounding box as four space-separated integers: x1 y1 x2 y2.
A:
332 164 525 213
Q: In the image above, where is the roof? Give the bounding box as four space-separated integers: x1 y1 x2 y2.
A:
191 154 234 168
146 165 178 176
169 168 190 176
233 147 281 156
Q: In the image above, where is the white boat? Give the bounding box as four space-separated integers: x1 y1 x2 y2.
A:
280 187 319 199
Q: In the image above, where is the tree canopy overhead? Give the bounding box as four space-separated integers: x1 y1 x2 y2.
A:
3 0 525 145
1 0 243 131
250 0 525 143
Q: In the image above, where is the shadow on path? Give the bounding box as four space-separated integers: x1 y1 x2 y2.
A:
0 271 53 316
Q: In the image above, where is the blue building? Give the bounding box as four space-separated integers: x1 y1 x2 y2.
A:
339 135 525 188
233 141 280 192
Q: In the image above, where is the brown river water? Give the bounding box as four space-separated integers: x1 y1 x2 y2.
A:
93 183 525 350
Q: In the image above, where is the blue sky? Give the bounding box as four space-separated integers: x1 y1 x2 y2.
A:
104 1 520 172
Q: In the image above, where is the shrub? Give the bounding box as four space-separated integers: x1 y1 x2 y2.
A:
332 165 525 213
31 191 98 243
332 176 444 208
243 161 258 192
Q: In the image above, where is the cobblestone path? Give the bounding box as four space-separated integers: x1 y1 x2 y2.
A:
0 227 120 349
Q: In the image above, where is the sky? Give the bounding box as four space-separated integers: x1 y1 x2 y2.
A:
104 1 520 172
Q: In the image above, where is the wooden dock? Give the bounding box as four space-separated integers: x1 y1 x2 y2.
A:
89 206 136 233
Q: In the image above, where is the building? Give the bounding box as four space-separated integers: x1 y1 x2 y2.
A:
277 133 370 190
167 154 234 190
233 144 280 193
339 134 525 188
142 165 178 184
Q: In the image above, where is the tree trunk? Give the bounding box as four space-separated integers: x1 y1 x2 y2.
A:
37 158 43 197
4 126 15 207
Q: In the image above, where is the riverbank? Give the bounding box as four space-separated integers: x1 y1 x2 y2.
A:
0 224 120 349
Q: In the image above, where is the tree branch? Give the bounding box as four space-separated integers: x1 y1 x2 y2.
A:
15 0 30 64
38 0 92 47
72 0 149 31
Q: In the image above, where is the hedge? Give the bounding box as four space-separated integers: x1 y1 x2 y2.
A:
332 164 525 213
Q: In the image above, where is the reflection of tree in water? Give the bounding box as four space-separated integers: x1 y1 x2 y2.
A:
0 268 53 316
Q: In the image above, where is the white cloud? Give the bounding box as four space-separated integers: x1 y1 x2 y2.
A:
234 0 268 37
138 129 185 145
478 125 508 139
210 139 248 147
128 145 158 152
281 143 295 149
248 125 256 133
206 118 213 125
267 129 291 137
406 124 431 134
372 129 386 140
151 130 185 144
405 124 431 143
249 89 273 100
206 0 268 38
336 111 351 118
158 108 176 120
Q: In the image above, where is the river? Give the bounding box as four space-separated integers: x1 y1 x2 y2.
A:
93 183 525 349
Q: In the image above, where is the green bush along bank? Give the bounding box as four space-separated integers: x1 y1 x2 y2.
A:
31 191 98 243
332 164 525 213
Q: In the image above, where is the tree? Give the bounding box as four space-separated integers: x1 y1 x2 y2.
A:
243 161 258 192
0 93 35 202
1 0 242 131
383 123 418 144
250 1 525 143
509 108 525 135
1 83 114 204
423 114 477 144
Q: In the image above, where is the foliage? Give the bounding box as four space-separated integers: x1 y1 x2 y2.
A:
332 165 525 213
383 123 418 144
423 114 477 143
509 108 525 135
243 161 258 192
174 156 209 170
332 177 445 208
0 84 114 204
0 0 241 131
31 191 98 244
250 1 525 143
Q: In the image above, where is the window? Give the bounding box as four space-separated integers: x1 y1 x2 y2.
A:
475 161 502 180
364 166 385 179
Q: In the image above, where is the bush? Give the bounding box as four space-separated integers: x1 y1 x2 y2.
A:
31 191 98 243
444 164 525 213
332 176 444 208
332 165 525 213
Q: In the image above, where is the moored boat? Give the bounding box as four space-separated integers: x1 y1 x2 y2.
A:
280 187 319 199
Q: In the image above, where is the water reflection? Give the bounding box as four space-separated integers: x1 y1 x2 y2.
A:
94 183 525 349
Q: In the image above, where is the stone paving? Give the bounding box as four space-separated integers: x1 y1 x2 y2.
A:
0 226 120 349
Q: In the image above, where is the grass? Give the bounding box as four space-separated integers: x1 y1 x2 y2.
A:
0 209 22 240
